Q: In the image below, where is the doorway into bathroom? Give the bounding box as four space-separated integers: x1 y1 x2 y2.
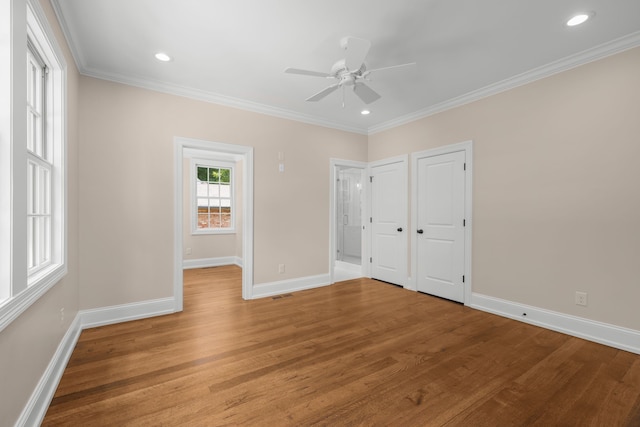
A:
331 160 366 283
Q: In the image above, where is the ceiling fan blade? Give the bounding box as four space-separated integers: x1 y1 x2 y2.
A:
285 67 331 78
306 84 340 102
344 37 371 71
363 62 417 77
353 83 381 104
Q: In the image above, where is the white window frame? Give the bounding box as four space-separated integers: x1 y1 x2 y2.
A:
0 0 67 333
190 159 235 235
27 40 53 279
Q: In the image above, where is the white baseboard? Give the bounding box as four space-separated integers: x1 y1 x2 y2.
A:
183 256 242 269
80 297 176 329
252 273 331 299
15 314 83 427
470 293 640 355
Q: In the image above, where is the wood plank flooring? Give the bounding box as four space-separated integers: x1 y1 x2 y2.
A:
43 266 640 426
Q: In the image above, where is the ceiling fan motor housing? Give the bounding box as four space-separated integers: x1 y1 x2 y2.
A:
331 59 366 86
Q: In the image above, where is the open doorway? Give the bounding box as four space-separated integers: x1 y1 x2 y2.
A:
330 159 367 283
174 137 254 309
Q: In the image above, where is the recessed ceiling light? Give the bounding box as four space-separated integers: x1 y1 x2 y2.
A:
361 110 370 115
154 52 172 62
566 13 591 27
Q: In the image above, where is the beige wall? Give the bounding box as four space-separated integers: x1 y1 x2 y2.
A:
78 78 368 309
182 157 242 261
369 46 640 331
0 0 80 424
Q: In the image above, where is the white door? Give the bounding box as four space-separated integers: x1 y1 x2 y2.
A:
370 160 406 285
416 151 466 302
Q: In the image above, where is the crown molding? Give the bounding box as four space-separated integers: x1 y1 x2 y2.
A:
79 67 368 135
50 0 85 71
47 0 640 137
368 30 640 135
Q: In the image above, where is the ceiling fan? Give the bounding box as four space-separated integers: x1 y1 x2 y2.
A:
285 36 415 107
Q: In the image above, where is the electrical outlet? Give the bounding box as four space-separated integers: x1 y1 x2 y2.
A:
60 308 65 324
575 291 588 307
186 247 192 255
278 264 285 274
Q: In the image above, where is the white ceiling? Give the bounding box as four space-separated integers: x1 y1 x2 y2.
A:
51 0 640 134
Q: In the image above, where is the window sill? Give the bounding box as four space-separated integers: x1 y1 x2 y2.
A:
191 228 236 236
0 263 66 333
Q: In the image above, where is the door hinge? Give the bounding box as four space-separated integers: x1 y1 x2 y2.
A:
463 162 466 171
370 217 372 223
463 219 466 227
370 257 372 263
462 275 465 283
370 176 373 183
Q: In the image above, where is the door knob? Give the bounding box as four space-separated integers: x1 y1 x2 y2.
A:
397 227 403 232
417 229 424 234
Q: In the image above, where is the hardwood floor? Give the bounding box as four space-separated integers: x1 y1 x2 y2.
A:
44 266 640 426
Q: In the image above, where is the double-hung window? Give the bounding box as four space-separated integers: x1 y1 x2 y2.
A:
0 0 66 331
192 161 235 234
27 41 52 277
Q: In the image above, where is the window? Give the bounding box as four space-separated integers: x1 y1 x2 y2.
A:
0 0 66 331
27 41 53 277
193 161 234 234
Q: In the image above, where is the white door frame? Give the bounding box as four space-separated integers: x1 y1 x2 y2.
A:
368 155 409 288
329 158 367 283
410 141 473 305
174 136 254 309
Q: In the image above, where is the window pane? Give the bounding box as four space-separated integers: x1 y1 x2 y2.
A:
197 198 209 208
208 183 220 198
220 168 230 183
220 199 231 208
27 112 35 152
197 166 208 182
27 217 35 269
196 181 209 198
34 113 43 157
43 216 51 263
41 167 50 215
210 213 221 228
197 213 209 229
209 168 219 183
28 162 36 214
220 214 231 228
220 183 230 198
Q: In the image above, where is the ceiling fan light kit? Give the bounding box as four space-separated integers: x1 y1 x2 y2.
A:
285 36 415 107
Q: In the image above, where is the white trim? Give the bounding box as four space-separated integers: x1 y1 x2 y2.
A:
0 266 65 333
183 256 242 269
79 297 175 329
252 274 331 299
410 141 473 304
174 137 254 306
15 314 82 427
48 0 640 137
329 159 367 284
370 31 640 135
368 155 409 287
470 293 640 355
72 65 368 135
